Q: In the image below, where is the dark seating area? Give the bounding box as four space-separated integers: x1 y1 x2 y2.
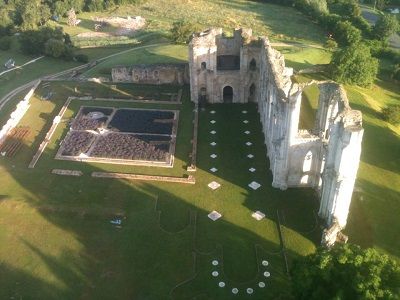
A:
217 55 240 71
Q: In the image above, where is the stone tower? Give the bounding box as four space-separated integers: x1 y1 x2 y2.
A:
189 28 261 104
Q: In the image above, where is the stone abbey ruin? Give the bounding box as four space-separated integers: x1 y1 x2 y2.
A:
110 28 365 243
188 28 363 236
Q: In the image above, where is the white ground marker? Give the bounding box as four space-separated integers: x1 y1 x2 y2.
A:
248 181 261 190
252 211 265 221
208 181 221 190
208 211 222 221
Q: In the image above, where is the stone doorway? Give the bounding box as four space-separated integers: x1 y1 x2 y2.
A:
223 86 233 103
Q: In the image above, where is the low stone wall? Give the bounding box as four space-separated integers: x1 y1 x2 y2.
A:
92 172 195 184
0 80 41 146
112 64 190 85
187 102 199 172
52 169 83 176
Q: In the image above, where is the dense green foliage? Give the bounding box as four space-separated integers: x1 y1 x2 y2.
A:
19 26 73 59
333 20 362 46
170 20 202 44
382 104 400 124
373 14 399 41
331 43 379 86
291 244 400 299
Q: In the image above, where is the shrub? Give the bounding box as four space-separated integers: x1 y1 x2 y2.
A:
0 35 12 50
294 0 329 18
364 39 387 56
351 15 372 37
170 20 202 44
325 38 338 50
328 0 361 18
45 38 66 58
333 21 362 46
331 43 379 86
382 104 400 124
75 53 89 63
373 14 399 41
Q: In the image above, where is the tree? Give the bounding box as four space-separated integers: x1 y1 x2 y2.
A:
373 14 399 41
170 20 202 44
333 21 362 46
291 244 400 299
86 0 105 11
328 0 361 18
331 43 378 86
45 38 66 58
15 0 51 30
20 26 73 59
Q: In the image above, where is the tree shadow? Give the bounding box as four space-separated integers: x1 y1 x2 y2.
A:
0 89 321 299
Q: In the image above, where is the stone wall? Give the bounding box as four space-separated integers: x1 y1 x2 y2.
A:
189 28 364 230
112 64 189 85
189 28 261 104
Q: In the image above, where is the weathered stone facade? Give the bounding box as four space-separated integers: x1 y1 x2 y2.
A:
189 28 364 229
112 64 189 85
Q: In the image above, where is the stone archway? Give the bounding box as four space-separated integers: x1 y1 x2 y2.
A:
223 86 233 103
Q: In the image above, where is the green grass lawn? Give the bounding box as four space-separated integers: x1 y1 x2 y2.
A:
0 82 319 299
59 0 326 46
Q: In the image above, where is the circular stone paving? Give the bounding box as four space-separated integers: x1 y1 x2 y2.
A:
264 271 271 278
247 288 254 294
218 282 225 288
262 260 269 266
259 282 266 288
212 260 219 266
232 288 238 294
212 271 219 277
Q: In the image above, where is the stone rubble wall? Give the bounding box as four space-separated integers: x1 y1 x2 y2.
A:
92 172 195 184
112 64 189 85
